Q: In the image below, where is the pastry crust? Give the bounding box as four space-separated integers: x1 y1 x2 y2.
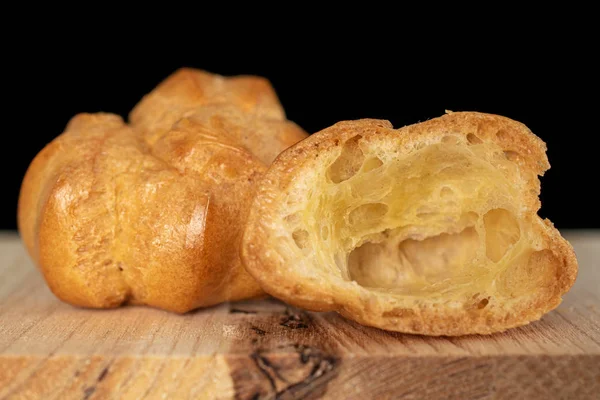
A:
130 68 307 165
242 112 578 335
18 69 307 313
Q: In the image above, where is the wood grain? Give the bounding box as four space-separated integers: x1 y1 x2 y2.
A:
0 231 599 400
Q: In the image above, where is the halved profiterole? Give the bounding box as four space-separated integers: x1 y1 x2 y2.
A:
241 112 578 336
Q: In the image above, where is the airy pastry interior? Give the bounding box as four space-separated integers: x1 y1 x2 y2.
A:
284 133 557 305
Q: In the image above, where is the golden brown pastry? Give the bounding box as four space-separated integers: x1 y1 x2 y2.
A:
130 68 307 164
242 112 578 335
18 68 308 313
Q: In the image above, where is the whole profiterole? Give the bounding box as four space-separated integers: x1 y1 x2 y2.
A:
18 68 308 313
241 112 578 336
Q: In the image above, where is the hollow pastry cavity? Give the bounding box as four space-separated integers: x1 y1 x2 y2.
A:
295 136 526 297
242 112 578 335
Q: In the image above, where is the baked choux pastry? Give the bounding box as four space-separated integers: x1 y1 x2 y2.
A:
18 69 307 313
242 112 578 335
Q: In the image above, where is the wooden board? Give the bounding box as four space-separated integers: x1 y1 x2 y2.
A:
1 231 599 400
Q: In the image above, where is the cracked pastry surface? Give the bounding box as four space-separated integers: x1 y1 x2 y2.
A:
242 112 578 335
18 69 308 313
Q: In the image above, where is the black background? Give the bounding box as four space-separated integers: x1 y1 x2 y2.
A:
4 28 598 231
